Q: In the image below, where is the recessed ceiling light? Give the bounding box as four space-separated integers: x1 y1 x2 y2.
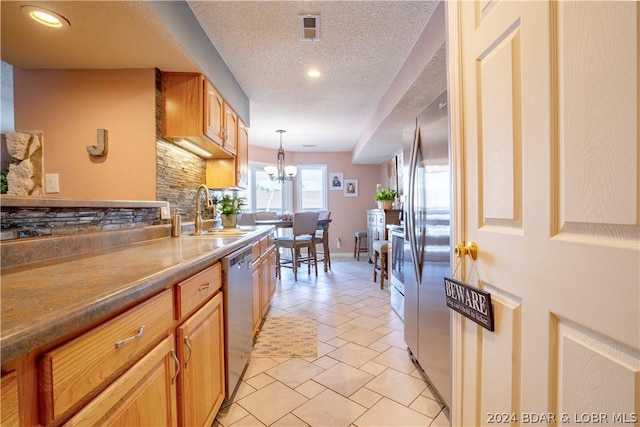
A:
21 5 70 29
307 69 321 78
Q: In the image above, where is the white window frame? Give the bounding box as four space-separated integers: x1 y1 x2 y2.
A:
295 164 328 212
248 161 293 214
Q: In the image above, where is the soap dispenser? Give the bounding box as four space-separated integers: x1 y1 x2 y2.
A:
171 208 182 237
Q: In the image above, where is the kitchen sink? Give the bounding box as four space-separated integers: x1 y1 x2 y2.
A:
182 227 257 237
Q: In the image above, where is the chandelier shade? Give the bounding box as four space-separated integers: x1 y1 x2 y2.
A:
264 130 297 182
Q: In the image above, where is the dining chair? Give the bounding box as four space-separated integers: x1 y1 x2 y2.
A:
313 211 331 272
237 212 256 225
275 211 319 281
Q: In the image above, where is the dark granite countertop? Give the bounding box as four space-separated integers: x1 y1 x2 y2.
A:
0 226 274 364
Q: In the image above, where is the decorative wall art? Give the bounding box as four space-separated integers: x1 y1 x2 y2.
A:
329 172 343 190
386 156 398 194
344 179 358 197
396 152 404 196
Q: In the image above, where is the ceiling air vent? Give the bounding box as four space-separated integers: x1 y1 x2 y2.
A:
299 14 320 41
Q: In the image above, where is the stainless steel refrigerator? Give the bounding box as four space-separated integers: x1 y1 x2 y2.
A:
403 89 452 409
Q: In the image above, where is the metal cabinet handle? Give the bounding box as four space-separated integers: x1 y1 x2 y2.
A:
184 337 193 369
199 282 211 291
170 349 180 384
115 326 145 349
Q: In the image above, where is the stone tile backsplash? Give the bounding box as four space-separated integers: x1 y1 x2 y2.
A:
0 206 161 241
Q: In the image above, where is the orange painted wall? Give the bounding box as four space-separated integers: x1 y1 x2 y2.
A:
13 69 157 200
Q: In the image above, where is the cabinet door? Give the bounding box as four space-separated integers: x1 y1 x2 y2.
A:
161 72 203 138
366 212 378 262
176 293 224 427
252 261 262 336
266 248 277 300
260 259 271 317
223 105 238 155
236 121 249 189
64 336 178 426
1 371 19 427
204 80 224 146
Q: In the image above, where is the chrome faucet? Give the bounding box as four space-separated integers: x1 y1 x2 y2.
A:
194 184 213 235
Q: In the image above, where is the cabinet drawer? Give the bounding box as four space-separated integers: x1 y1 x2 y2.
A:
251 241 261 261
259 235 271 254
176 263 221 320
39 289 173 425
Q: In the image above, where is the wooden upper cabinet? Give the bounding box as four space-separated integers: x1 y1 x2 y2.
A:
161 72 232 159
206 119 249 189
223 103 238 155
204 80 225 147
237 120 249 188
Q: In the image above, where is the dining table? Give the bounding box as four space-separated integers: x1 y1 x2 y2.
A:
254 218 332 229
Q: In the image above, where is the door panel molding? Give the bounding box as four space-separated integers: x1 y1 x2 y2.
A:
553 2 639 243
555 318 639 424
477 20 523 230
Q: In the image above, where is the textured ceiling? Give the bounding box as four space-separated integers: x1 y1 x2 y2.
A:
1 1 446 164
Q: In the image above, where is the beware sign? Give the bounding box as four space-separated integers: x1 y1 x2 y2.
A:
444 277 494 331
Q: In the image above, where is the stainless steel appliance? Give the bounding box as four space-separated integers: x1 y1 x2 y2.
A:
221 246 253 400
404 89 452 409
389 225 405 320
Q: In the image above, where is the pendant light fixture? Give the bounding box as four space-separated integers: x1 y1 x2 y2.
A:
265 130 297 182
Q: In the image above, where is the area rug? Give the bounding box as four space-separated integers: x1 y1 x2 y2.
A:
252 316 317 358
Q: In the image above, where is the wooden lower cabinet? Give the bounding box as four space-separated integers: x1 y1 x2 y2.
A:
252 240 276 337
176 292 225 427
366 209 402 262
262 248 276 313
252 259 263 335
1 250 277 426
1 371 19 426
64 336 178 426
39 290 174 425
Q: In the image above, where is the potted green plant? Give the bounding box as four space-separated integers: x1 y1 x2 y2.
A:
374 187 397 210
217 194 246 227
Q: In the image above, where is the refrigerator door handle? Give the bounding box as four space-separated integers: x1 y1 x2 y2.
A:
408 124 422 284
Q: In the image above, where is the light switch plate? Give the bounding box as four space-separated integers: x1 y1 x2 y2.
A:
45 173 59 193
160 205 170 220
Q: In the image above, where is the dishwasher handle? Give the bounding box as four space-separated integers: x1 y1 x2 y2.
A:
225 247 253 270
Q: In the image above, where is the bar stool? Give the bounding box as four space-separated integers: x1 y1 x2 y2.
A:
372 240 389 289
354 230 368 261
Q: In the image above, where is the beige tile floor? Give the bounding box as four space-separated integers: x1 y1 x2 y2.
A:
215 256 451 427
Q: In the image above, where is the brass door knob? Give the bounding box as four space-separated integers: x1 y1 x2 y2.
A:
455 241 478 260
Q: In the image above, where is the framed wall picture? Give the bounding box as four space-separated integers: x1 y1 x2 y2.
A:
387 156 398 193
329 172 343 190
344 179 358 197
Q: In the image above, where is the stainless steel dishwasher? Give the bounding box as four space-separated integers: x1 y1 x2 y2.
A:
221 246 253 400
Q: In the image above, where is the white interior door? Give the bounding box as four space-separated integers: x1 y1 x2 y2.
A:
446 1 639 425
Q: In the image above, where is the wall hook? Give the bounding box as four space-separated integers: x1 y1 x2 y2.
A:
86 129 108 157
